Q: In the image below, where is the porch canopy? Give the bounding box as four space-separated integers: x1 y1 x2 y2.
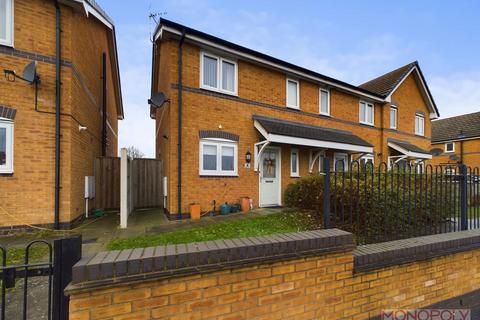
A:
387 138 432 163
253 115 374 170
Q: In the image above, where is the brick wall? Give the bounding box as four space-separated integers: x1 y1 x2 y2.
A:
154 39 434 216
67 229 480 320
430 139 480 168
0 0 120 228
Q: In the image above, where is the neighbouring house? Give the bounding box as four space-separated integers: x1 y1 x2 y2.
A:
150 19 439 218
0 0 123 230
430 111 480 167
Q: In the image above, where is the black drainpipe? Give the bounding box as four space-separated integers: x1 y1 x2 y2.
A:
177 30 186 219
101 52 107 156
54 0 61 229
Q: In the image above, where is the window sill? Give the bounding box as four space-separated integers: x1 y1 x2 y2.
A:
290 175 300 178
320 113 331 117
415 133 425 137
359 122 375 127
199 174 239 178
0 42 14 49
287 105 300 110
199 85 238 97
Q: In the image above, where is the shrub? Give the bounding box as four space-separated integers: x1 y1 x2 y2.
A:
284 174 324 211
284 171 454 243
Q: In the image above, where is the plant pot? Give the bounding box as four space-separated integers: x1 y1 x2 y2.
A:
220 203 231 215
241 197 250 212
190 204 201 220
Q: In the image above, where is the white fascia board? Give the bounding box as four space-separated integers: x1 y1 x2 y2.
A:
385 67 439 119
253 120 269 140
387 142 432 160
269 133 373 154
157 26 383 103
83 1 113 29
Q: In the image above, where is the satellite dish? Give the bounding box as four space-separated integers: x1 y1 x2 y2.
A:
430 148 443 156
148 92 168 108
449 154 458 161
22 61 40 85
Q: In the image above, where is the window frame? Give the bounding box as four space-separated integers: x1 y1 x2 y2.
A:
390 106 397 129
333 152 349 172
415 114 425 136
359 101 374 126
286 78 300 109
0 0 13 47
0 119 14 174
290 148 300 177
199 138 238 176
359 154 374 167
199 51 238 96
445 142 455 153
319 88 330 116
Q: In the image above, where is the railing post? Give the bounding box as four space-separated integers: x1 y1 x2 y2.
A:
323 157 331 229
460 165 468 231
52 236 82 320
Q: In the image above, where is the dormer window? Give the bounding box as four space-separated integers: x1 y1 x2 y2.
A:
0 0 13 47
200 51 237 95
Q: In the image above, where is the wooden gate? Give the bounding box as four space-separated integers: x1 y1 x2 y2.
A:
94 157 120 210
131 158 163 209
94 156 163 211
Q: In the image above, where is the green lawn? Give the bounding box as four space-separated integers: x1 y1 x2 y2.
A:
107 211 321 250
3 245 51 265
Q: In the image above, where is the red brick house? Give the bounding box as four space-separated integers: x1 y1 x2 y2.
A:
150 19 439 218
0 0 123 230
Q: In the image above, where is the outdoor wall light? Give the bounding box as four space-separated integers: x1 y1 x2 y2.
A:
245 151 252 163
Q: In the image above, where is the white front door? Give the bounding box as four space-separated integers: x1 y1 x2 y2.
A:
259 147 281 207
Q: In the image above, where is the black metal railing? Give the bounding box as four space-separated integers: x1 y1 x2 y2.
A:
322 159 480 244
0 236 82 320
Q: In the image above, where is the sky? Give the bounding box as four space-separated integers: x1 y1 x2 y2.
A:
97 0 480 157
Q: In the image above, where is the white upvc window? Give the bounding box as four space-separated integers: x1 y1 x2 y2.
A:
319 88 330 115
286 78 299 109
359 101 374 126
0 119 14 174
390 106 397 129
0 0 13 47
445 142 455 153
290 148 299 177
199 139 238 176
415 114 425 136
334 153 349 172
200 51 237 95
359 154 374 168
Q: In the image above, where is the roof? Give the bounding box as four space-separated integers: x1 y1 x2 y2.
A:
431 111 480 143
155 18 382 100
253 115 373 147
153 19 439 119
387 138 430 154
84 0 114 26
359 61 440 118
359 62 417 97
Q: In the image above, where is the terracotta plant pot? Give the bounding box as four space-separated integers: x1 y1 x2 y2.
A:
190 204 201 220
241 197 250 213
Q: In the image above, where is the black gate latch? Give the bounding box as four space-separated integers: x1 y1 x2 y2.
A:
3 267 16 289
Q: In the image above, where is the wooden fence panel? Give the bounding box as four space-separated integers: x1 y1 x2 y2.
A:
132 158 163 209
94 157 120 210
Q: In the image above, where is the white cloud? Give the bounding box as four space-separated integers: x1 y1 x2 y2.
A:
429 72 480 118
115 2 479 157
